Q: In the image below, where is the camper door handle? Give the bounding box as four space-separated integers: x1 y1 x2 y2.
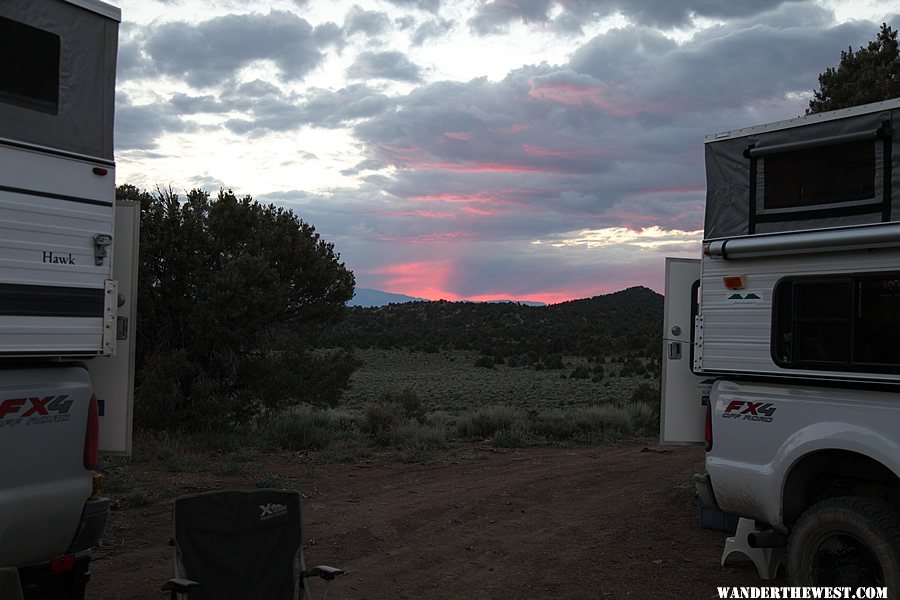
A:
668 342 682 360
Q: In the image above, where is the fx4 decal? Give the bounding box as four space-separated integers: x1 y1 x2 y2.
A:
722 400 776 423
0 395 73 428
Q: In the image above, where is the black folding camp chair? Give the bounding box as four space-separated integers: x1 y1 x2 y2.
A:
162 489 343 600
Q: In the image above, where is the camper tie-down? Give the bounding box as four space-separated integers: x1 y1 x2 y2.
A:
662 98 900 589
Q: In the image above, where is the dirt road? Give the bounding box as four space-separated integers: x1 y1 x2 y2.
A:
89 442 781 599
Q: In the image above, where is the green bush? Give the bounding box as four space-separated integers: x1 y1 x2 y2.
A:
569 365 591 379
363 403 399 443
490 428 529 448
381 387 425 422
542 353 565 369
456 405 520 439
629 382 660 406
628 401 659 435
126 186 357 434
474 355 495 369
425 411 456 430
574 404 634 440
326 408 363 439
390 421 448 449
528 410 567 441
267 406 332 451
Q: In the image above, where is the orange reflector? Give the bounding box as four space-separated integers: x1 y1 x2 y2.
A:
722 275 745 289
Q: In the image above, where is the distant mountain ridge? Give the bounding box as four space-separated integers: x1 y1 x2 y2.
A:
349 288 428 307
349 288 546 307
327 286 663 361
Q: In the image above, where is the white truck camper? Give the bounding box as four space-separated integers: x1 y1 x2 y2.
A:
662 98 900 589
0 1 135 598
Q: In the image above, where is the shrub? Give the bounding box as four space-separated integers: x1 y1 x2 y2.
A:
530 409 578 442
543 353 565 369
381 387 425 422
474 355 495 369
628 401 659 435
363 403 399 443
570 365 591 379
629 382 660 407
456 405 520 439
390 421 448 449
267 406 332 451
425 411 456 430
574 405 634 440
491 428 529 448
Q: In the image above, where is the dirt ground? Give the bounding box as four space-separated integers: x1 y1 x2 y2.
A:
89 441 784 599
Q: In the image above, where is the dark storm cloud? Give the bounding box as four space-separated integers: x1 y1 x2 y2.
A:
346 51 424 82
140 10 325 87
223 83 395 136
569 16 880 113
115 93 197 150
346 3 893 249
294 85 396 128
115 81 394 150
469 0 807 34
115 1 900 300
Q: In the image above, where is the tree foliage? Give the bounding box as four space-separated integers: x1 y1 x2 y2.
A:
809 23 900 114
318 286 663 372
117 185 357 431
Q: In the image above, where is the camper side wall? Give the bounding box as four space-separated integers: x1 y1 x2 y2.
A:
699 244 900 382
0 144 116 357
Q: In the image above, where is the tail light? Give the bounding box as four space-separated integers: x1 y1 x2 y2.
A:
704 401 713 452
50 554 76 574
83 394 99 470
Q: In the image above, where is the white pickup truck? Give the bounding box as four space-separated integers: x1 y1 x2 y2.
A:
662 99 900 588
0 1 135 598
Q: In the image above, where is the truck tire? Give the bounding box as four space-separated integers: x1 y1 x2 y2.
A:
787 497 900 588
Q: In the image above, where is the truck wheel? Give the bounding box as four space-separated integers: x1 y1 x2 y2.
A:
787 497 900 588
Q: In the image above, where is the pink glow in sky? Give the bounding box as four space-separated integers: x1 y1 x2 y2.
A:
528 80 640 117
369 261 462 300
114 2 893 305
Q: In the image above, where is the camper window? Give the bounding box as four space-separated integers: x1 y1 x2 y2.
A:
773 273 900 374
0 17 60 115
747 131 890 234
762 140 876 210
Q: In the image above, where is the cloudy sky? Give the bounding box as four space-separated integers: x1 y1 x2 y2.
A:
114 0 900 303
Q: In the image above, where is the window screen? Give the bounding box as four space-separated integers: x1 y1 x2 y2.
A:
773 274 900 374
0 17 60 115
763 140 876 210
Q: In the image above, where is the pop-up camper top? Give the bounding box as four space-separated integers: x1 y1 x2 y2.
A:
697 98 900 384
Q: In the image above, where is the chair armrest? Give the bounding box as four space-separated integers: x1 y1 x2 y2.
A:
300 566 345 581
162 577 201 593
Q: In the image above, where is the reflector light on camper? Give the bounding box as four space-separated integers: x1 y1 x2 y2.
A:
703 244 710 256
92 167 108 176
722 276 745 290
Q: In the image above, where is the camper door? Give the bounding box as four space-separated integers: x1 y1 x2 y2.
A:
660 257 705 444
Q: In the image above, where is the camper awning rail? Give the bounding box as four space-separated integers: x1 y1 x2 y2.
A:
706 223 900 260
743 127 887 158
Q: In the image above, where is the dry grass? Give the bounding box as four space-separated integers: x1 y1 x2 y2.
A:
340 348 652 414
